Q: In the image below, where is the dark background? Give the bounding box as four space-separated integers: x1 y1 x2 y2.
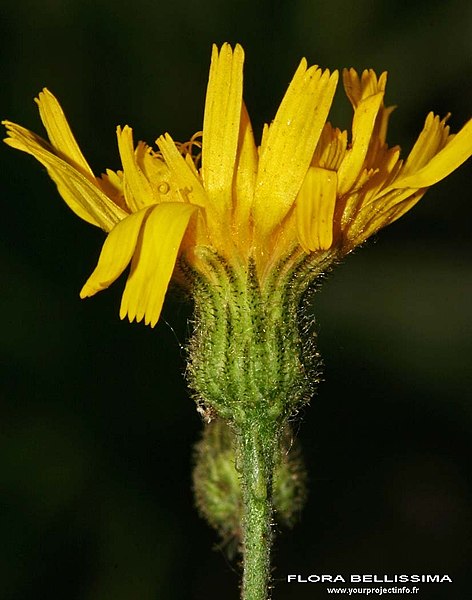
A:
1 1 471 599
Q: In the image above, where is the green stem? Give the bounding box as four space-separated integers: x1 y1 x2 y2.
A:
237 422 278 600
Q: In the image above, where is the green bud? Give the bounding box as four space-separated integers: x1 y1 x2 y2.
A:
193 420 307 551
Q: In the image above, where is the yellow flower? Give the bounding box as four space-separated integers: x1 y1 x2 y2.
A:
4 44 472 327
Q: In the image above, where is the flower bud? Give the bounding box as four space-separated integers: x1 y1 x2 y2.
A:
193 419 307 551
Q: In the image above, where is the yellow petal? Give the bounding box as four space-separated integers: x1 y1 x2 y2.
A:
100 168 123 196
296 167 337 251
136 143 179 202
80 207 152 298
343 68 386 107
312 123 348 171
3 120 127 230
120 202 198 327
342 68 363 106
201 43 244 211
343 145 401 227
232 101 258 232
343 69 395 149
98 169 128 212
156 133 208 207
400 113 450 179
392 118 472 189
117 125 154 210
35 88 95 180
253 61 338 235
337 91 384 195
376 104 396 146
352 190 425 247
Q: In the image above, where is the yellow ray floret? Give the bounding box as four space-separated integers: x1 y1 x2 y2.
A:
337 91 384 195
392 117 472 188
253 61 339 236
35 88 96 180
232 102 258 246
117 125 155 211
296 167 337 251
119 202 198 327
80 207 153 298
3 119 126 230
201 43 244 213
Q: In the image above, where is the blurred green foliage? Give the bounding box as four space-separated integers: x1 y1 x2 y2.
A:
1 1 471 598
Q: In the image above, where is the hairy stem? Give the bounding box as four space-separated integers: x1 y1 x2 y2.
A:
237 421 278 600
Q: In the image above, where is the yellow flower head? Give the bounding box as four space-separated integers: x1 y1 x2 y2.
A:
4 44 472 327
